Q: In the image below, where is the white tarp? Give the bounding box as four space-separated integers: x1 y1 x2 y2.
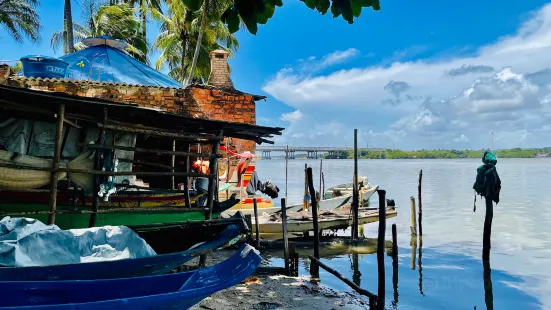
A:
0 217 156 267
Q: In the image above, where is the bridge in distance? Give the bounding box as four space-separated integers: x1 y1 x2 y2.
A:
256 146 387 159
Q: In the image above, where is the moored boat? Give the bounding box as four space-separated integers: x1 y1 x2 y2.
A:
0 244 261 309
0 223 243 281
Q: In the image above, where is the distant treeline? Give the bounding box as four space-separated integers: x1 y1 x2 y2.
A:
323 148 551 159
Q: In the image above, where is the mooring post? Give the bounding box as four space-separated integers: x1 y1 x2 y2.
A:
319 158 323 201
303 163 309 211
307 167 320 278
48 103 65 225
483 188 494 261
418 169 423 239
89 107 107 228
392 224 399 307
285 145 289 204
245 214 253 243
253 198 260 249
289 241 297 276
182 143 191 208
410 196 417 236
171 140 176 190
377 189 386 310
281 198 290 275
352 129 359 240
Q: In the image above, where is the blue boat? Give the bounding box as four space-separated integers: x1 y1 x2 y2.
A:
0 244 261 310
0 224 242 281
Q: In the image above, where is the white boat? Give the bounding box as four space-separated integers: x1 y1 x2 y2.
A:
253 207 397 237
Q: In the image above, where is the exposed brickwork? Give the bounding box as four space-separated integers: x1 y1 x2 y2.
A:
5 76 206 118
207 50 234 89
0 64 12 84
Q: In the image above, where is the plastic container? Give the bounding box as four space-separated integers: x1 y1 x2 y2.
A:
20 55 69 79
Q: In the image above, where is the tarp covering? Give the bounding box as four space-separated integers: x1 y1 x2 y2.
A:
0 217 156 267
60 44 182 88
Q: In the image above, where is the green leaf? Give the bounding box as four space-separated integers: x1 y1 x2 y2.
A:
274 0 283 7
349 0 362 17
241 13 259 34
256 2 275 24
316 0 330 14
330 2 341 18
300 0 315 10
222 7 241 33
183 0 203 11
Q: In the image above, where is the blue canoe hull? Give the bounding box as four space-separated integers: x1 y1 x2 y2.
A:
0 224 242 281
0 244 261 309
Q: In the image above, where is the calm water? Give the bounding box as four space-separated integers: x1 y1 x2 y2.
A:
256 158 551 310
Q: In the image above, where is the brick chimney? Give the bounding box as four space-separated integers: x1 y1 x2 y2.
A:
207 49 233 89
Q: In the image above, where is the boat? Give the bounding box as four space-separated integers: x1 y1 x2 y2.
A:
0 194 240 230
130 212 250 254
324 176 378 207
0 224 243 281
0 244 261 309
283 184 379 213
253 206 397 238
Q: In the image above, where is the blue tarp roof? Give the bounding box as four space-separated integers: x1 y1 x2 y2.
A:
60 44 182 88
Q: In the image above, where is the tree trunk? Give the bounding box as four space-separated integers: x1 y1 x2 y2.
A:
140 0 147 43
187 0 209 85
64 0 75 54
180 9 189 84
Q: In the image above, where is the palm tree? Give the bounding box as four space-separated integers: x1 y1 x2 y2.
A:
121 0 162 47
50 3 148 63
154 0 238 83
64 0 75 53
0 0 40 43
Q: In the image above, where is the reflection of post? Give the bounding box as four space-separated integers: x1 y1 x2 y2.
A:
376 189 386 310
418 240 425 296
418 170 423 239
483 188 494 261
352 252 361 287
410 235 417 270
391 224 399 307
483 260 494 310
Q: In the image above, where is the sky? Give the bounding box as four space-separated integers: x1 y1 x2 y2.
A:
2 0 551 150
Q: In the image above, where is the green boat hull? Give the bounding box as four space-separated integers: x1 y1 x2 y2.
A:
0 204 220 230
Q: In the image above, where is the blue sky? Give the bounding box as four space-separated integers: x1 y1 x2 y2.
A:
2 0 551 149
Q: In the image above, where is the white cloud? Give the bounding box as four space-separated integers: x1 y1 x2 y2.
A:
454 134 469 142
262 3 551 149
280 110 303 122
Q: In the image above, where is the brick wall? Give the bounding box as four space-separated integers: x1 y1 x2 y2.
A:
5 76 206 118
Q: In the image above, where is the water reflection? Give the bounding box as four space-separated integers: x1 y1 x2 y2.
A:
351 253 361 287
483 260 494 310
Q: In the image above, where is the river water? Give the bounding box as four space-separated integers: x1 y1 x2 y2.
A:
255 158 551 310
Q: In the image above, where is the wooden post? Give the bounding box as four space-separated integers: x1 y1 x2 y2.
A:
89 107 107 228
303 163 308 211
281 198 290 275
48 103 65 225
352 129 359 240
245 214 253 243
319 158 323 201
418 169 423 238
307 167 320 278
392 223 399 307
321 172 325 197
289 241 297 276
253 198 260 249
352 252 361 286
377 189 386 310
206 131 222 219
171 140 176 190
483 189 494 261
285 145 289 204
182 143 191 208
410 235 417 270
410 196 417 236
